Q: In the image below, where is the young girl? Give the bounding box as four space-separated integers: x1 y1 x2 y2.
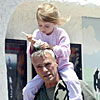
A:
23 2 82 100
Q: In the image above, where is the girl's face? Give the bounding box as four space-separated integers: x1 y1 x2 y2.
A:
38 20 56 35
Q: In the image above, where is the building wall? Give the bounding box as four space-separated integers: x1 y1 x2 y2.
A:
1 0 100 99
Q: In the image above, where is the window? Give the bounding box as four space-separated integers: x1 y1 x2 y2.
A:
5 39 27 100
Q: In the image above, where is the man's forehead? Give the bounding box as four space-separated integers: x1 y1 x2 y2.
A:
43 52 52 58
32 51 55 65
33 55 53 66
35 52 51 58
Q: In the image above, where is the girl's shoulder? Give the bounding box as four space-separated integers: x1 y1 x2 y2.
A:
32 29 41 38
55 27 68 36
32 29 41 35
55 27 70 40
56 27 67 33
33 29 40 34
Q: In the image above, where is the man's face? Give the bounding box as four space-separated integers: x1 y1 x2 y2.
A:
32 53 58 83
38 20 56 35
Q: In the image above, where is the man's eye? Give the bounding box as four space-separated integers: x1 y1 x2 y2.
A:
45 63 51 67
37 66 42 69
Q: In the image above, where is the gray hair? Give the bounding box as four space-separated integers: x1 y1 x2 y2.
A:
31 49 56 60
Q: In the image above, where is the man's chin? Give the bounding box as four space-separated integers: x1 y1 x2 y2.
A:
44 77 55 83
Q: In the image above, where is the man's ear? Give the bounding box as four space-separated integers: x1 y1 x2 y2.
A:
56 58 58 64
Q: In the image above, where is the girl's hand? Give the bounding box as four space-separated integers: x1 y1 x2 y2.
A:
25 34 35 46
26 34 33 42
22 32 35 50
22 32 35 43
26 34 35 51
41 42 53 50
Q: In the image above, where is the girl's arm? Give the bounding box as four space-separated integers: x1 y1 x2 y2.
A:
22 32 35 56
53 30 71 59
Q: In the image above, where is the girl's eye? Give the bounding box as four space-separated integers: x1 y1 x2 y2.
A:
45 26 49 28
39 25 42 27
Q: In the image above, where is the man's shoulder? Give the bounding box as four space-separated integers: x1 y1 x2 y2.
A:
34 84 49 100
54 80 69 100
35 80 69 100
79 80 96 100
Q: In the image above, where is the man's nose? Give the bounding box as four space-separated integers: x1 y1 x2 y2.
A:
42 67 48 72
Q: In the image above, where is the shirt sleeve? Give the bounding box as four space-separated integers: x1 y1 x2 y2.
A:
53 29 71 59
27 42 31 57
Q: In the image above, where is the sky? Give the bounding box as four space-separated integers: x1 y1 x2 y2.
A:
57 0 100 6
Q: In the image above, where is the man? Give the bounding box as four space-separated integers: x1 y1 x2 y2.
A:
30 49 82 100
23 49 96 100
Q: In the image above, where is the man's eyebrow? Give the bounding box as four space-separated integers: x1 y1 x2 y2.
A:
36 64 42 67
44 62 51 66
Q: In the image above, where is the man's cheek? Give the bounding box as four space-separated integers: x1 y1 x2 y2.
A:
50 66 54 70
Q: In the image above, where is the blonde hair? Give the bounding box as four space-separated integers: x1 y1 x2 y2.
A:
36 2 67 26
